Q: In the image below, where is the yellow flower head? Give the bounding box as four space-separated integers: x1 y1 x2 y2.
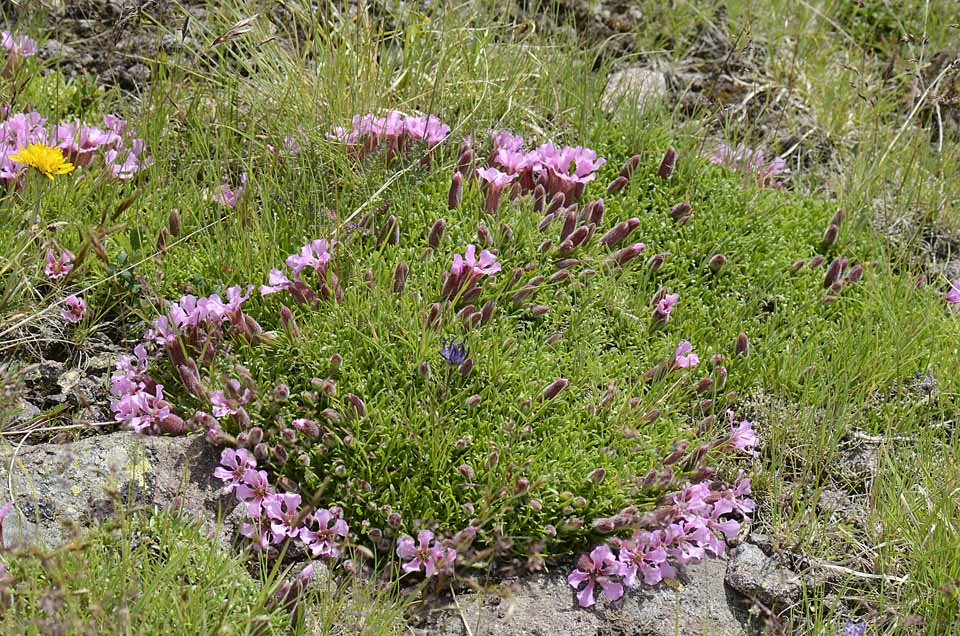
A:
9 143 75 180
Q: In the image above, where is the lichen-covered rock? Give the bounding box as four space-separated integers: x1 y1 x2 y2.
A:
725 543 802 608
601 66 668 114
438 556 746 636
0 432 240 549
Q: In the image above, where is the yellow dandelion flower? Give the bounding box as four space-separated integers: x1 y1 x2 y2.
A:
9 143 76 180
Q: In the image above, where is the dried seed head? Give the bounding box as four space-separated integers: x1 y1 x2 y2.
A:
658 146 677 179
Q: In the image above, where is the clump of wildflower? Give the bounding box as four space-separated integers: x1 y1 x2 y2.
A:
710 143 790 188
213 448 257 494
44 249 73 280
301 508 350 559
9 143 75 179
329 111 450 161
1 32 37 58
652 292 679 323
396 530 457 577
440 339 469 366
260 238 340 304
840 620 870 636
673 340 699 368
61 294 86 323
441 244 501 299
108 343 185 435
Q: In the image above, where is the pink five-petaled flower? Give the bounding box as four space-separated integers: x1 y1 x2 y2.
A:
618 531 675 587
285 238 335 278
112 385 172 434
263 492 303 543
236 469 273 517
240 517 271 552
61 294 86 323
209 386 252 418
213 448 256 494
567 545 625 608
1 31 37 58
712 471 756 519
300 508 349 559
456 244 501 277
661 519 711 566
726 410 759 454
947 279 960 306
396 530 456 577
652 292 679 323
44 248 73 280
673 340 699 368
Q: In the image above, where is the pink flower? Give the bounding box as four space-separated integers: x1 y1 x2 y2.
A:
653 292 679 323
104 146 152 179
491 130 524 153
476 166 517 213
461 244 501 276
673 340 699 368
710 143 789 189
235 469 273 517
111 384 172 433
285 238 336 278
109 343 151 398
669 482 711 520
947 279 960 305
661 519 711 566
213 448 256 494
213 181 243 208
567 545 624 608
1 31 37 58
61 294 86 323
263 492 303 542
396 530 456 577
300 508 350 559
712 471 756 518
209 382 252 418
726 410 759 454
260 269 294 296
44 248 73 279
618 531 674 587
240 517 271 551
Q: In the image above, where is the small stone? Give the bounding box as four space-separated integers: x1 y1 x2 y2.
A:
601 66 668 114
40 39 77 60
725 543 802 608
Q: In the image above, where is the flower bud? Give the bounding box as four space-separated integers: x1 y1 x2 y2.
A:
658 146 677 179
698 415 717 434
480 299 495 324
696 377 713 394
560 207 577 241
823 257 848 288
456 147 474 175
671 201 691 220
537 212 556 233
382 215 399 246
662 441 688 465
545 192 565 216
248 426 264 446
644 408 660 422
460 358 474 377
486 450 500 470
619 154 641 179
539 378 569 401
599 218 639 248
281 428 297 444
700 398 714 411
346 393 367 418
646 251 670 271
593 517 616 534
822 223 839 247
466 394 482 407
156 226 169 253
735 332 749 357
168 209 181 236
587 467 606 483
428 218 446 248
544 332 563 346
458 464 476 479
364 268 374 288
790 259 805 273
532 184 547 213
606 176 628 194
708 254 727 274
477 222 493 246
500 222 513 244
392 261 409 294
544 524 557 538
279 305 300 340
715 365 728 389
537 239 553 255
830 209 844 226
417 360 431 380
425 302 442 329
809 255 825 268
158 414 186 435
254 442 270 462
320 407 341 424
448 171 463 210
844 263 864 284
590 198 605 226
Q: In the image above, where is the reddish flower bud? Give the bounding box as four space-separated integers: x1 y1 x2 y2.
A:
587 467 606 483
646 251 670 271
537 212 556 233
480 299 495 324
477 223 493 246
600 217 640 248
458 463 476 479
418 361 431 379
537 239 553 254
830 209 845 227
607 175 628 194
671 201 691 220
823 257 848 288
530 304 550 317
790 259 806 273
708 254 727 274
156 226 169 253
387 512 402 527
532 184 547 213
486 450 499 470
658 146 677 179
560 207 577 241
820 221 839 247
663 441 688 465
539 378 569 401
448 171 463 210
809 255 825 268
392 261 409 294
619 154 641 179
644 408 660 422
254 442 270 461
715 366 727 389
456 147 474 175
383 215 399 246
500 222 513 244
548 269 571 283
611 242 646 266
460 358 474 377
425 302 442 329
545 192 565 216
364 268 374 288
696 377 713 394
844 263 864 284
466 394 482 408
735 332 749 357
168 210 181 236
589 198 605 226
544 332 563 346
346 393 367 418
428 218 446 249
700 398 714 411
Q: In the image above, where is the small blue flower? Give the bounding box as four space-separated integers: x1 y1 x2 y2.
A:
440 339 468 366
841 620 868 636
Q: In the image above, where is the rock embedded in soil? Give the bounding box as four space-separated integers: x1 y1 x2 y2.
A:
438 556 746 636
725 543 802 609
0 432 240 549
601 66 668 114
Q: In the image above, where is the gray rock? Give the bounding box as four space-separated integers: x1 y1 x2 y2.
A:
601 67 668 114
40 39 77 60
725 543 801 608
0 432 241 549
439 557 746 636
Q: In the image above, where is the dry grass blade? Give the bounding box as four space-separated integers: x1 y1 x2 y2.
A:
209 14 260 49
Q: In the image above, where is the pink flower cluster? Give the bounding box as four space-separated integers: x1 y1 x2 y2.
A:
481 130 607 203
709 143 789 189
146 286 257 366
396 529 457 577
946 279 960 307
214 448 349 557
260 238 341 304
213 173 247 208
568 474 754 607
329 112 450 160
1 31 37 58
0 111 151 183
109 344 185 434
